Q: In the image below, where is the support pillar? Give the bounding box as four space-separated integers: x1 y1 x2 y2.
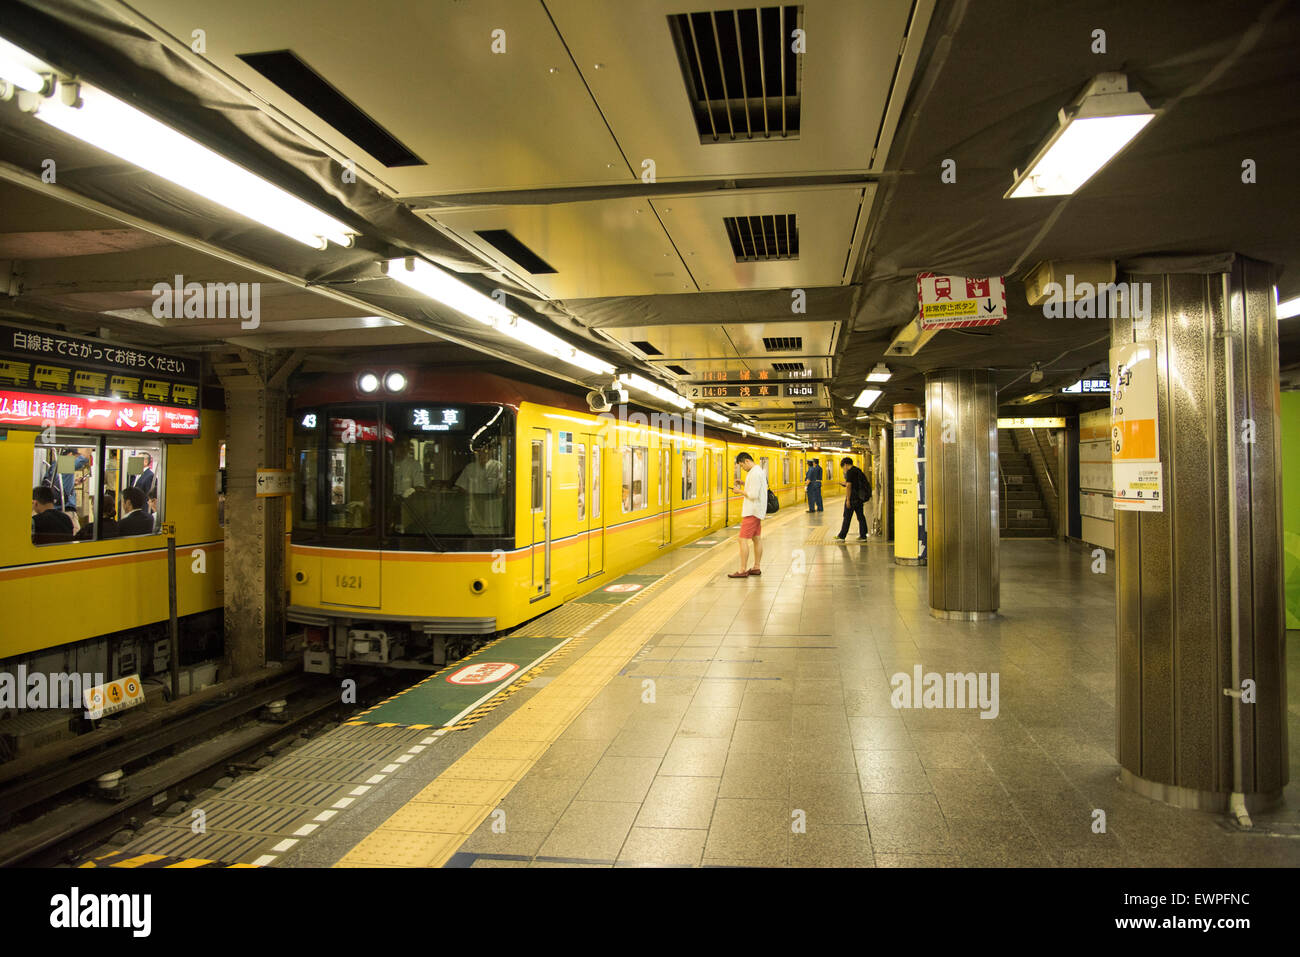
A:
219 349 299 675
925 369 999 619
1113 255 1287 811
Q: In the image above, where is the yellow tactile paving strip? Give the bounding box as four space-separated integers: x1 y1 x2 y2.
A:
333 507 807 868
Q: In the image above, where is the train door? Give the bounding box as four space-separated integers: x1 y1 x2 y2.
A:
529 428 551 600
580 432 604 579
659 444 672 546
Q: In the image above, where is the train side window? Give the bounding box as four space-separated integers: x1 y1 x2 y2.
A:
31 436 98 545
576 444 586 522
106 439 165 537
682 450 697 501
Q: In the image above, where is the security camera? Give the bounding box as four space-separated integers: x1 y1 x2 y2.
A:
603 386 628 405
587 390 611 413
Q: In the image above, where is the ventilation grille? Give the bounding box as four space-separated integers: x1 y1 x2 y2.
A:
771 361 805 372
236 50 424 168
762 336 804 352
666 364 690 376
724 214 798 262
631 340 662 356
792 400 816 406
667 6 803 144
474 230 557 275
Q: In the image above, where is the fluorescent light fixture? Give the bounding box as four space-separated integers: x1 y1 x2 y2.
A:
0 36 49 93
618 373 692 410
1005 73 1156 199
383 257 614 375
866 362 892 382
1278 294 1300 320
695 408 728 424
853 389 883 409
31 81 357 248
733 422 756 434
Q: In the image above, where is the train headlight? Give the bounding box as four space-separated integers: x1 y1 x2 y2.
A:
358 372 379 393
384 371 408 393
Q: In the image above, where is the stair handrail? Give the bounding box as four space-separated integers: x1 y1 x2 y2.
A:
1030 428 1057 497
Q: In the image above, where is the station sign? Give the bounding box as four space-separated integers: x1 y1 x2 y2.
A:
796 419 830 432
691 383 783 399
761 420 797 432
0 322 201 436
1061 377 1110 394
782 382 819 398
1110 340 1163 511
997 417 1066 429
255 467 292 497
917 273 1007 330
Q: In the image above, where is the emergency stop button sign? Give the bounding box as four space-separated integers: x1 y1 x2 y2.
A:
445 661 519 685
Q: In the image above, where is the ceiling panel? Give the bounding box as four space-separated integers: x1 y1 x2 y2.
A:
651 185 870 290
428 199 696 299
123 0 633 196
544 0 932 180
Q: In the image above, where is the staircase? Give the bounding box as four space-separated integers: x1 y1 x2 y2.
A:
998 431 1054 537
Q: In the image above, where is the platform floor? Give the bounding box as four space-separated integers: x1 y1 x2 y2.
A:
96 503 1300 868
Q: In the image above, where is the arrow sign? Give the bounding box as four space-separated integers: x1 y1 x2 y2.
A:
983 299 997 314
255 467 292 498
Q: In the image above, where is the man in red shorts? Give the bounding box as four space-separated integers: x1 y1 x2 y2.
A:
729 452 767 578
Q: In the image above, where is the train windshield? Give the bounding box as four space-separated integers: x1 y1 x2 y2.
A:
292 403 513 551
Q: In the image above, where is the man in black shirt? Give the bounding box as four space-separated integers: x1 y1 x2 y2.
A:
835 458 871 542
117 486 156 536
32 485 74 543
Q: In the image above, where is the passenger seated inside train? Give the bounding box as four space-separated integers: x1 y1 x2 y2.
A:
78 491 119 541
31 485 75 544
116 486 155 536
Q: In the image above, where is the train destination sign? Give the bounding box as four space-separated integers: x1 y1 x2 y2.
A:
692 383 785 399
694 368 815 383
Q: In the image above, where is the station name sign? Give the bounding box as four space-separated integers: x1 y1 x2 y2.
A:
0 323 201 436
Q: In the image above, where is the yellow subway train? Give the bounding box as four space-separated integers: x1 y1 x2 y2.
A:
286 370 862 669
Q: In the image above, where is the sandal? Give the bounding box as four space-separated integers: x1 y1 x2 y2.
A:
727 570 750 578
747 568 762 576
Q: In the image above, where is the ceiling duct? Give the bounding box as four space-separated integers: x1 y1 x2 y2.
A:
473 229 558 275
667 5 803 144
723 214 799 262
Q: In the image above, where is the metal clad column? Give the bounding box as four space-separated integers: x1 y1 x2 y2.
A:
925 369 999 619
1113 256 1287 809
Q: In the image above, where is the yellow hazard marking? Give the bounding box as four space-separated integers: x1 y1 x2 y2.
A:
333 503 808 868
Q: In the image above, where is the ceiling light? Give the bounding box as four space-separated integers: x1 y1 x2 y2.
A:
1278 294 1300 320
358 372 379 393
618 373 692 410
866 362 892 382
1005 73 1156 199
30 79 356 248
383 257 613 376
0 36 49 94
853 389 883 409
695 408 728 424
384 371 407 393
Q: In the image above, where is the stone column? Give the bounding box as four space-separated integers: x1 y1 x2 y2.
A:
1112 255 1287 811
924 369 999 619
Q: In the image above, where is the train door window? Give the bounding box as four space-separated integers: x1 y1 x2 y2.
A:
659 447 668 506
530 439 544 512
295 411 320 531
105 438 165 537
576 445 586 522
716 451 724 494
325 412 377 534
30 434 97 545
760 456 770 480
682 450 697 501
621 446 646 512
592 444 601 520
782 456 791 485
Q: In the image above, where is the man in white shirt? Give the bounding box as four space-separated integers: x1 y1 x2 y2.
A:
729 451 766 578
456 445 504 535
392 441 424 532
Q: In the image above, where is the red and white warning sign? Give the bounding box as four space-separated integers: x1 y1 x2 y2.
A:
603 583 643 593
445 661 519 685
917 273 1007 330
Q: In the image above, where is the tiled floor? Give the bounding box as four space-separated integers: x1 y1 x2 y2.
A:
448 513 1300 868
